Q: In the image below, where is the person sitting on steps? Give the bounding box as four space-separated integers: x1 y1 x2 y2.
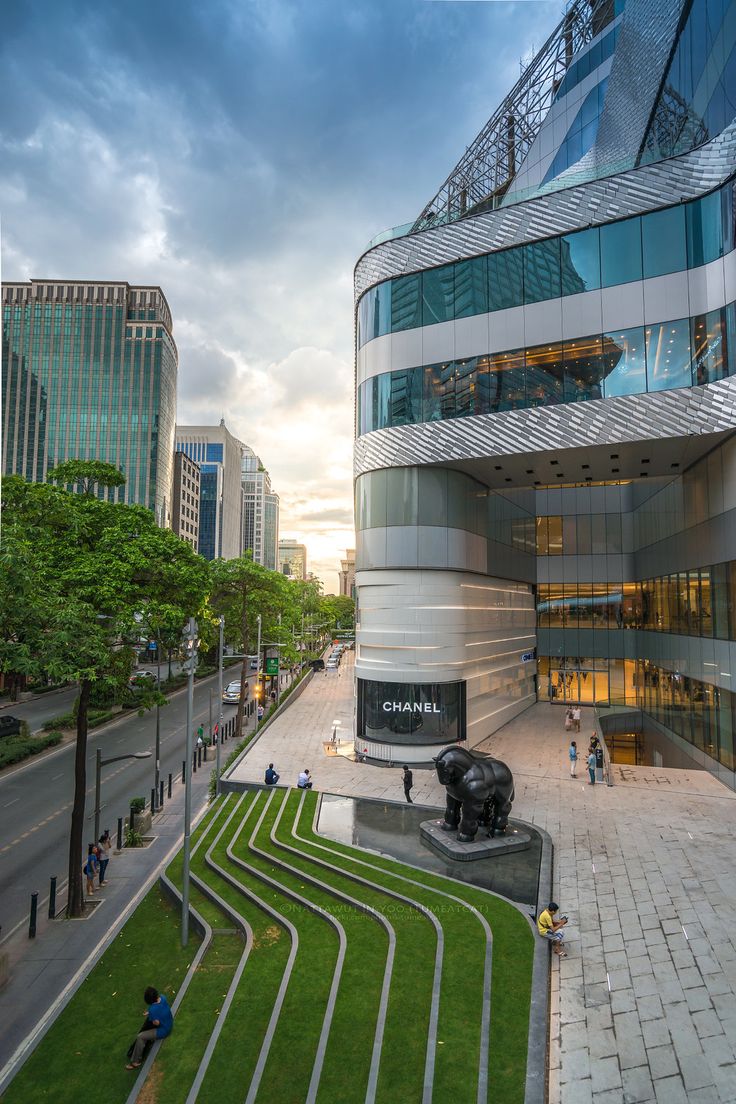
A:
537 901 568 957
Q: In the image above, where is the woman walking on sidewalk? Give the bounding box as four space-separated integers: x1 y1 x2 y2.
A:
568 740 578 778
84 844 98 895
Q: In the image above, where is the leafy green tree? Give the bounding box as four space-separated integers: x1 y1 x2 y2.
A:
47 459 126 497
1 469 209 916
210 556 294 735
320 594 355 632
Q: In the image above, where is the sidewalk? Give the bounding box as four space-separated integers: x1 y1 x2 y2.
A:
229 665 736 1104
0 752 213 1086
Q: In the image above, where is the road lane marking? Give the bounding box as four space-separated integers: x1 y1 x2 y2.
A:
3 798 19 808
51 773 63 781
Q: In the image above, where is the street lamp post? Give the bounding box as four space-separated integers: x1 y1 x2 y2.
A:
94 748 152 844
255 614 262 728
216 616 224 796
155 639 161 803
182 616 198 947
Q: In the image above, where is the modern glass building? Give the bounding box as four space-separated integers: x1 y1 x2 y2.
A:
354 0 736 785
2 280 177 524
175 421 245 560
241 446 280 571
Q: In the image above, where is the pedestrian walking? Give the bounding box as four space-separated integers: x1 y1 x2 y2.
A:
98 830 112 885
264 763 280 785
568 741 577 778
572 706 581 732
402 764 414 803
297 769 313 789
84 843 98 895
196 725 204 748
564 708 573 731
587 748 596 785
126 986 173 1069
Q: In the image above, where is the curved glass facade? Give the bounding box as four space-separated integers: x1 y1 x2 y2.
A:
357 303 733 435
357 179 735 348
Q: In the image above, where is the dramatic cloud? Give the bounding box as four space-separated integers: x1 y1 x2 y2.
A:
0 0 559 590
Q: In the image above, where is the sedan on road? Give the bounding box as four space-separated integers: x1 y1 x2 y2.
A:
222 680 248 703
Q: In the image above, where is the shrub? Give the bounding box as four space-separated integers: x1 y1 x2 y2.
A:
125 827 143 847
89 709 115 728
129 797 145 814
43 712 76 731
0 731 63 769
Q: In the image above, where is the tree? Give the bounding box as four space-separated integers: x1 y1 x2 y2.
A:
320 594 355 632
210 556 294 736
1 470 210 916
47 459 126 497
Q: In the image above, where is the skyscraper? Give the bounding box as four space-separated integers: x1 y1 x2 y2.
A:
279 539 308 580
241 446 279 570
175 421 245 560
2 280 177 524
354 0 736 781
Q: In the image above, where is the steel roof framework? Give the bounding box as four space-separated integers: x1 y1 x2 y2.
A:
411 0 611 234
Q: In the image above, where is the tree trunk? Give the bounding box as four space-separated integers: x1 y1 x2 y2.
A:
67 678 90 917
235 584 248 738
168 649 173 680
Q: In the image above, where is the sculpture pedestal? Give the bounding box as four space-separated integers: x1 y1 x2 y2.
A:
420 818 532 862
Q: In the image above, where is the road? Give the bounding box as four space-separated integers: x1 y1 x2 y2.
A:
0 671 258 941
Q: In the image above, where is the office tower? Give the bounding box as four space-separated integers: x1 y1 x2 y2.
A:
354 0 736 780
279 539 308 580
339 550 356 599
175 420 244 560
172 449 201 551
241 446 279 570
2 280 177 524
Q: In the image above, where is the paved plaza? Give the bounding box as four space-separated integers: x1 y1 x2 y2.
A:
231 654 736 1103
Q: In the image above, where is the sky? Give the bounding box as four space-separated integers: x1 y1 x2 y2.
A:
0 0 561 591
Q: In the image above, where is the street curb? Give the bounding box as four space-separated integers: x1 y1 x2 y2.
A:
0 802 210 1097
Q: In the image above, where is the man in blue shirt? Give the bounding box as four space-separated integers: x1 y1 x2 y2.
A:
126 986 173 1069
264 763 280 785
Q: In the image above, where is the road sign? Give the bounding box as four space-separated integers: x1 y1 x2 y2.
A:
265 657 279 675
521 651 535 663
148 642 157 650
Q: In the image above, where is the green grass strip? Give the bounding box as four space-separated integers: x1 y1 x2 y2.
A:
270 790 439 1104
227 789 343 1104
254 789 390 1104
195 792 292 1104
297 791 534 1104
0 885 199 1104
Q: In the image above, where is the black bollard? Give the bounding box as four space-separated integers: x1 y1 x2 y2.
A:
151 787 156 814
48 876 57 920
203 743 207 762
182 759 186 783
197 745 202 767
193 750 197 774
160 779 165 808
29 892 38 938
130 805 136 833
117 817 123 850
168 772 172 799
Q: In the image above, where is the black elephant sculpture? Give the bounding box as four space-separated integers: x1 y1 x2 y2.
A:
433 745 515 843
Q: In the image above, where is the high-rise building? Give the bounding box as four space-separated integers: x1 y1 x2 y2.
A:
339 550 355 599
172 449 200 551
2 280 177 524
241 446 279 570
279 539 307 580
175 421 244 560
354 0 736 779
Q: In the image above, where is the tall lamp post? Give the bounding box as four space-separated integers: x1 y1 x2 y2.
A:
154 638 161 802
181 617 198 947
94 749 152 844
216 616 224 796
254 613 262 728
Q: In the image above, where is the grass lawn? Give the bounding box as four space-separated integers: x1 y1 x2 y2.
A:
0 885 199 1104
1 789 536 1104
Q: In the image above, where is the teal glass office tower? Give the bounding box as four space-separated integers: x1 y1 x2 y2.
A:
2 280 177 525
354 0 736 787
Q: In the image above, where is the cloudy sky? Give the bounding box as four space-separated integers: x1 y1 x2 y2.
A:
1 0 560 590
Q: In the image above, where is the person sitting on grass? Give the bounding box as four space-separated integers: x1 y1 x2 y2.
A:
537 902 568 957
126 986 173 1069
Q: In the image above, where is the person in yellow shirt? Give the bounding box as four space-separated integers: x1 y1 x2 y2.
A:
537 901 568 957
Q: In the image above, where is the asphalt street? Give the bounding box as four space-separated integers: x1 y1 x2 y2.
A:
0 671 256 941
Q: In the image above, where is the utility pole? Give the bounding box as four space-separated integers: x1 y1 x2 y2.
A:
155 638 161 801
216 616 224 796
181 617 198 947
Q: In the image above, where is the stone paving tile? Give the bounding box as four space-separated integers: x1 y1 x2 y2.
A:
231 690 736 1104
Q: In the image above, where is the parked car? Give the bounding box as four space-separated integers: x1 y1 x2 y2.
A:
0 716 22 739
222 680 249 704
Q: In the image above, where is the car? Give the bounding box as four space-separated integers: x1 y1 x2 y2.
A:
326 661 339 670
0 716 22 739
309 659 325 671
249 658 258 670
222 680 249 703
128 671 159 690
